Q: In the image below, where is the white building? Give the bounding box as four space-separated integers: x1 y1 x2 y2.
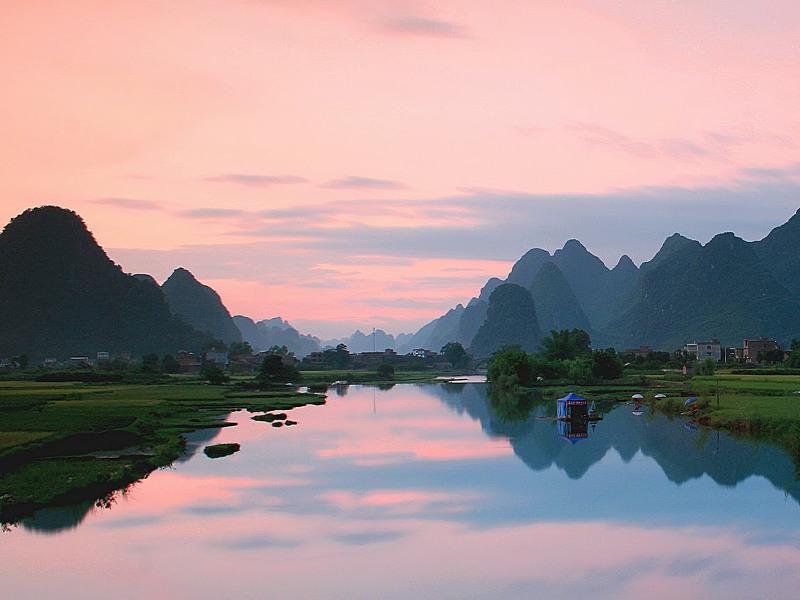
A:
684 340 721 362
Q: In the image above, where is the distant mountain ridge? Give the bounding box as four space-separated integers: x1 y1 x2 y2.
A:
233 315 320 357
6 205 800 360
409 208 800 356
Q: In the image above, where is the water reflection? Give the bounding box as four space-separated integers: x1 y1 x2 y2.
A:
433 383 800 501
3 383 800 599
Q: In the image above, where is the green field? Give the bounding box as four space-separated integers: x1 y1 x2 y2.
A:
0 379 326 522
640 373 800 460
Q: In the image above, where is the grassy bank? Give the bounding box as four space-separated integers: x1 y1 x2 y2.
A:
0 379 325 522
632 372 800 458
518 372 800 461
649 374 800 455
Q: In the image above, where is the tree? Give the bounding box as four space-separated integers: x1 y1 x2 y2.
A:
377 363 395 380
228 341 254 359
591 348 623 380
257 355 300 386
788 340 800 368
567 356 594 384
697 357 716 376
140 353 160 373
161 354 181 374
540 329 591 362
757 348 786 365
201 363 229 385
12 354 29 369
319 343 351 369
487 347 535 388
441 342 470 369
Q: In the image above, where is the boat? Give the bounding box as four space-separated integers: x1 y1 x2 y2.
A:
586 400 603 422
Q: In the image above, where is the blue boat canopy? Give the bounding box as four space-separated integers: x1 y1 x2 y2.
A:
558 392 587 404
684 397 698 406
557 392 588 419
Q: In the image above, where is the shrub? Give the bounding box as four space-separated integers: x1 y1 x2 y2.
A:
377 363 395 380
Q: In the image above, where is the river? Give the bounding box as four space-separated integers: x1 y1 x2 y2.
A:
2 383 800 599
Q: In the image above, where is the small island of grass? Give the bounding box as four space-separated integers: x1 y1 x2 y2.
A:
203 443 240 459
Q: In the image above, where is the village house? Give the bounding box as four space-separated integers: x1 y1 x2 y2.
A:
176 351 202 374
69 356 92 368
623 345 652 359
352 349 398 367
683 340 721 362
204 349 229 367
743 338 780 364
410 348 438 359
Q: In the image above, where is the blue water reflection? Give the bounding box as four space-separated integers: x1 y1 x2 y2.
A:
3 383 800 599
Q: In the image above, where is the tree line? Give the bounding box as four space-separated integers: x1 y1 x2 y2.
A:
487 329 624 388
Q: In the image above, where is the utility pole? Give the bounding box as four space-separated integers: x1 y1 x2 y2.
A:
373 327 376 352
716 377 720 409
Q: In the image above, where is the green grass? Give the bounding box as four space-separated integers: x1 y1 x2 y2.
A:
0 379 326 522
0 456 147 521
0 431 53 451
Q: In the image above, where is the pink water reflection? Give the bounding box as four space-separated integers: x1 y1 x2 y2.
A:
3 384 800 599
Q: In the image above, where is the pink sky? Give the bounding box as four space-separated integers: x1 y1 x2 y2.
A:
2 1 799 336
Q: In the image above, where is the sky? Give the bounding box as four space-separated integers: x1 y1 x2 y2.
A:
1 0 799 338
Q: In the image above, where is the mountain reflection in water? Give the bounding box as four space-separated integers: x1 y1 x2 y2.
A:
3 383 800 599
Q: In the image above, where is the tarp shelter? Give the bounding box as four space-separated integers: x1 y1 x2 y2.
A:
557 392 588 421
684 397 697 407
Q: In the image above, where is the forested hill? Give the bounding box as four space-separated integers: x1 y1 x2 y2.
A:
0 206 213 358
162 267 242 345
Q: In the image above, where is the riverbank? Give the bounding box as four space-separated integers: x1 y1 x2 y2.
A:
650 374 800 463
298 369 447 386
0 379 326 522
514 372 800 465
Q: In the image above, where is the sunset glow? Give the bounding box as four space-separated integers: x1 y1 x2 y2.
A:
3 1 799 336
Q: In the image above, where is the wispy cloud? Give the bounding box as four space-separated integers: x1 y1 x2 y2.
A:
185 165 800 265
92 197 160 210
205 174 307 187
382 16 469 39
324 176 407 190
567 123 737 161
181 208 247 219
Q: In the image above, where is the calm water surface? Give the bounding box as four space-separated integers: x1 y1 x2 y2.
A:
3 383 800 599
